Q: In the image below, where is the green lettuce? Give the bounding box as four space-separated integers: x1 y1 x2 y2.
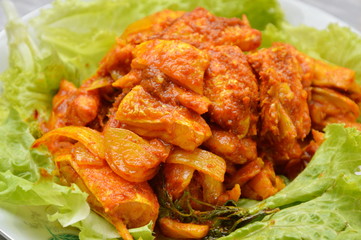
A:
0 106 89 226
220 125 361 239
0 106 50 181
0 0 69 130
0 0 361 240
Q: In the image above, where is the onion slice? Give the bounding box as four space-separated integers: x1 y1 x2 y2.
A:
166 148 226 182
32 126 105 159
104 127 167 182
159 217 209 239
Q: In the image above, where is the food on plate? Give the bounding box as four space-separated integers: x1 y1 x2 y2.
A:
1 0 361 239
29 7 361 239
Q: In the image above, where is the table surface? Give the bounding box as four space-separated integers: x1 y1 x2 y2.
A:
0 0 360 240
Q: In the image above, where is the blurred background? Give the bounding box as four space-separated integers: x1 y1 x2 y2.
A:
0 0 361 32
300 0 361 32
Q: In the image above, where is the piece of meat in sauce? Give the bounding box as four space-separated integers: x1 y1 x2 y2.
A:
139 69 211 115
158 7 261 51
56 145 159 240
202 125 257 165
113 39 210 95
204 45 259 137
309 87 361 131
248 43 311 163
285 43 361 131
43 80 100 132
115 85 211 151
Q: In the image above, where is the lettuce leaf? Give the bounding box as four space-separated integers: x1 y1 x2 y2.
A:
0 104 51 182
0 0 70 129
220 125 361 239
0 171 90 227
0 105 88 225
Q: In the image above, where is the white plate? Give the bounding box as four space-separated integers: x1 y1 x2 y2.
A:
0 0 359 239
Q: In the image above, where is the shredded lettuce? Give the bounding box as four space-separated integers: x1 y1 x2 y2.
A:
0 0 360 240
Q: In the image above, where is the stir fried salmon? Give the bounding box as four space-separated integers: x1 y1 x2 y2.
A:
114 39 210 93
31 7 361 240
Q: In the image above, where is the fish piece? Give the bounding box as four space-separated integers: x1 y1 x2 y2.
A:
115 39 209 94
114 66 211 114
241 160 285 200
115 85 211 151
281 43 361 103
204 45 259 137
310 55 356 91
248 43 311 162
140 75 211 115
203 125 257 164
44 80 100 132
159 7 261 51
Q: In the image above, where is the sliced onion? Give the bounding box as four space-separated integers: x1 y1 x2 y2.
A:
199 172 224 205
32 126 105 159
72 142 106 166
159 217 209 239
164 163 195 199
104 127 166 182
166 148 226 182
82 77 112 91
